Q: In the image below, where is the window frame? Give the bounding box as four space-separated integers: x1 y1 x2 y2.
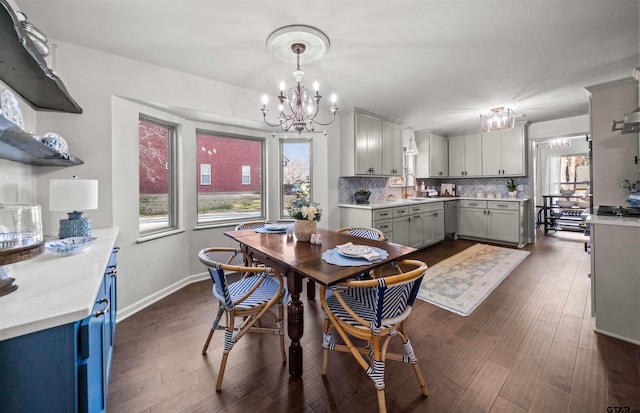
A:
280 138 313 220
138 114 179 237
195 129 266 227
241 165 251 185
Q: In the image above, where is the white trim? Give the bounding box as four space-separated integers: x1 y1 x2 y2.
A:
116 271 209 322
593 328 640 346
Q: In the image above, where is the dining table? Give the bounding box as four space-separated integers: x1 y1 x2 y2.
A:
224 227 416 380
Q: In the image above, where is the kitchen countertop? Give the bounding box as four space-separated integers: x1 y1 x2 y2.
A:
0 227 119 341
586 215 640 228
339 197 529 210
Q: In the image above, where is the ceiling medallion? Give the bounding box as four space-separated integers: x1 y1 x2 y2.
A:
261 25 337 135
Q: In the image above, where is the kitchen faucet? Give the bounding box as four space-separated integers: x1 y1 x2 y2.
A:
403 173 417 198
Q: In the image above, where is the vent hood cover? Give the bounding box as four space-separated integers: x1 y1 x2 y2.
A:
612 108 640 134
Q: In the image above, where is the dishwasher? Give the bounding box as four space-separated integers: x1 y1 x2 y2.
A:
444 200 458 239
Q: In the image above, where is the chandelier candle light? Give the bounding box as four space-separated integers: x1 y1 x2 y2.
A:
261 25 337 134
480 107 516 132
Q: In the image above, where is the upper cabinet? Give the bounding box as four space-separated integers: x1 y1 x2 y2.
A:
481 122 528 177
448 132 482 177
414 130 448 178
0 0 82 113
381 120 403 175
340 108 403 176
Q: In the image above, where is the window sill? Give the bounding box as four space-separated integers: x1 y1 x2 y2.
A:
137 228 185 243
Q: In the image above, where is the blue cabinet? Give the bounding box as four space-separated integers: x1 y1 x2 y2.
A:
0 246 118 412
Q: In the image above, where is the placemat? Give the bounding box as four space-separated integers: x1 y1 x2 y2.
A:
322 247 388 266
255 228 286 234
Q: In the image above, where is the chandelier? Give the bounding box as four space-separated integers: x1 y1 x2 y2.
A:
261 26 337 134
480 107 516 132
548 137 571 149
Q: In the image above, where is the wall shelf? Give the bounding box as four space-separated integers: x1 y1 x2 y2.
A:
0 116 83 165
0 0 82 113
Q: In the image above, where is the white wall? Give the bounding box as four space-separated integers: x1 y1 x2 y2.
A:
28 40 333 318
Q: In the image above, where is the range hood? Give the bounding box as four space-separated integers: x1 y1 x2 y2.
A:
612 67 640 134
612 107 640 134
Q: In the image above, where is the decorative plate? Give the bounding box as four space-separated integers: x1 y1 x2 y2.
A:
264 224 286 231
42 132 69 155
337 244 372 258
45 236 96 255
1 89 24 129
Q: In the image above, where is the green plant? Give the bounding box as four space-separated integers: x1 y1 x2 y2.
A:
506 178 517 192
355 187 370 195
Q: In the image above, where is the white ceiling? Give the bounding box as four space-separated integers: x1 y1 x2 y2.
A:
14 0 640 135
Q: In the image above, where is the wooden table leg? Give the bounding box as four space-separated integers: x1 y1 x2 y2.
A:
287 271 304 379
306 279 316 299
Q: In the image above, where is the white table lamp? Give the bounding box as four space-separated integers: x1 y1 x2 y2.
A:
49 178 98 239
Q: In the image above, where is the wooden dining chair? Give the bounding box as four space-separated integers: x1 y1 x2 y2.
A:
198 247 288 391
336 226 385 241
320 259 429 413
235 221 267 231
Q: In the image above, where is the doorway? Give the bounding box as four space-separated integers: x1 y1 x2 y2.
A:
532 134 591 242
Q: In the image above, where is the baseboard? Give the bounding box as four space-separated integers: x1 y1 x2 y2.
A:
116 272 209 323
594 328 640 346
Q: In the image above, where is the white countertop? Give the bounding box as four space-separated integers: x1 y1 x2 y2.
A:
0 227 119 341
587 215 640 228
339 196 529 210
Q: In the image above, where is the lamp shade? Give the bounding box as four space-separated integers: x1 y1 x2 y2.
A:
49 179 99 212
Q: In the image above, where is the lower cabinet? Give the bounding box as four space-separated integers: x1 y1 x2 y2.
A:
458 200 527 247
0 246 118 413
340 202 444 249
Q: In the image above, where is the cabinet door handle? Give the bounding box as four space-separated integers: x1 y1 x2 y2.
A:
469 202 478 206
106 266 117 277
112 247 120 253
94 298 110 317
495 204 508 208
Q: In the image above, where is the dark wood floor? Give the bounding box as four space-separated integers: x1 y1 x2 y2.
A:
107 230 640 413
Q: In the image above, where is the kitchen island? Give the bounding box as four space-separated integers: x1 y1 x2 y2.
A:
340 197 529 248
586 215 640 345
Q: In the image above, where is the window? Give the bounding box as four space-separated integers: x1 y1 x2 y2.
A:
242 165 250 185
138 116 178 235
200 164 211 185
197 131 264 225
280 139 312 219
560 153 590 195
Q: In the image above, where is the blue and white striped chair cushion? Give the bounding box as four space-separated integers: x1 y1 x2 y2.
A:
348 228 382 240
326 281 418 329
209 269 284 310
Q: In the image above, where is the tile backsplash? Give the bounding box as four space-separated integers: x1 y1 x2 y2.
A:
339 176 530 204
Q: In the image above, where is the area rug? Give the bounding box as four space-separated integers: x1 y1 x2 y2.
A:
416 243 530 316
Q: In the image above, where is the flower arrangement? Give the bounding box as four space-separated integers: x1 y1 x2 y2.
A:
620 176 640 193
287 185 322 222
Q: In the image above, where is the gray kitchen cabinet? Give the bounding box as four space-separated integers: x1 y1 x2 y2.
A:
481 123 527 177
458 199 527 247
421 203 445 246
415 130 448 177
340 108 403 176
458 200 488 238
339 201 445 248
448 133 482 177
381 120 403 175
